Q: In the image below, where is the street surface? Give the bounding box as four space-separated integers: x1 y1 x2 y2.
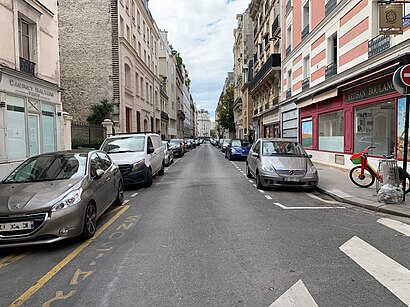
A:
1 143 409 306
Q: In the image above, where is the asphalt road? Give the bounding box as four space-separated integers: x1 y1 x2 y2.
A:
1 143 409 306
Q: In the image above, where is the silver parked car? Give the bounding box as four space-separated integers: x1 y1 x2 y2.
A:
246 138 318 190
162 141 174 166
0 150 123 248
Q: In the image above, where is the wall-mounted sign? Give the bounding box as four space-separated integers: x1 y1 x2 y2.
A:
345 79 396 103
379 4 403 35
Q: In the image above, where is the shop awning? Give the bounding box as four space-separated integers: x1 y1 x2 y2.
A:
297 88 338 109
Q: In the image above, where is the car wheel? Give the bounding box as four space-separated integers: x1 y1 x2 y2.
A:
81 202 97 240
246 163 252 178
256 171 264 190
228 153 233 161
158 161 165 176
145 168 153 187
113 180 124 206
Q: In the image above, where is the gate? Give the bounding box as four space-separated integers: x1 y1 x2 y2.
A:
71 122 106 149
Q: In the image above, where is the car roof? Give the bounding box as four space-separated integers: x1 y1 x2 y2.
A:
105 132 159 139
259 138 297 142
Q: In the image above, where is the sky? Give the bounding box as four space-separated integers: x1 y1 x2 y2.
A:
149 0 250 122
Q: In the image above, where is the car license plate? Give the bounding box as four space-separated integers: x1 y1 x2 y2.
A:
0 221 34 232
284 177 299 182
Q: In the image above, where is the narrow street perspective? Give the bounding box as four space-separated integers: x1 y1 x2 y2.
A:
0 0 410 306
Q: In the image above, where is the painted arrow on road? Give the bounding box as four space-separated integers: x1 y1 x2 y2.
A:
268 280 318 307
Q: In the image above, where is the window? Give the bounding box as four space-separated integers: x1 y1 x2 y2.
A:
140 77 144 98
126 107 132 132
302 1 310 32
329 33 337 64
138 42 141 56
42 103 56 153
301 118 312 148
126 25 130 41
136 111 141 132
135 72 139 95
286 25 292 49
318 110 344 152
125 64 131 89
137 11 141 31
287 69 292 90
303 55 310 79
146 82 149 102
18 17 30 60
143 21 146 40
7 96 27 160
120 17 124 37
355 102 395 156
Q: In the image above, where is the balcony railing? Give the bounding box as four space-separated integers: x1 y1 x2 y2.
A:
249 53 281 91
302 24 309 40
286 0 292 16
253 109 258 115
19 57 35 76
286 45 291 57
272 97 279 106
286 89 292 99
272 15 279 36
265 102 270 110
368 35 391 59
325 0 337 16
161 111 169 121
302 77 310 91
177 110 185 120
325 62 337 79
233 97 243 108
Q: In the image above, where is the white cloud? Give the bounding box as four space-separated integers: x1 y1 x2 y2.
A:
149 0 250 121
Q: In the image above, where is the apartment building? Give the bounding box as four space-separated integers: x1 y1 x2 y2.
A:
190 97 197 138
197 109 211 138
233 7 254 140
249 0 282 140
0 0 62 177
59 0 161 134
282 0 410 165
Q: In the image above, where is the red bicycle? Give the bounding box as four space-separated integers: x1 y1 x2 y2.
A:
349 146 410 193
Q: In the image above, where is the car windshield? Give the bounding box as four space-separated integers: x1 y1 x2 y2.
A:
223 139 231 145
101 136 145 153
262 141 308 156
232 140 249 147
170 139 180 145
2 153 87 183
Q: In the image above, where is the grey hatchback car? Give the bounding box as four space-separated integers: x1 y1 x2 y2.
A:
0 150 123 248
246 138 318 190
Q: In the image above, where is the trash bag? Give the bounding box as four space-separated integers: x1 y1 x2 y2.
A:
377 184 403 204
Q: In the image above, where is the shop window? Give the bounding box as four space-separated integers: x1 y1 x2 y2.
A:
354 102 395 157
397 98 408 159
319 110 344 152
301 118 312 149
42 103 56 153
7 96 27 160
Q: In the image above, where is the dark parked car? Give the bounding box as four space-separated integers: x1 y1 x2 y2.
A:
169 139 185 157
0 150 123 248
246 138 318 190
225 139 250 160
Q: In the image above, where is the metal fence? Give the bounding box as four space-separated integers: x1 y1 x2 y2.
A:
71 122 106 149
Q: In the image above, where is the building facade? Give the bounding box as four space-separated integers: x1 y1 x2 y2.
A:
197 109 211 138
0 0 62 178
282 0 410 166
59 0 161 134
249 0 282 140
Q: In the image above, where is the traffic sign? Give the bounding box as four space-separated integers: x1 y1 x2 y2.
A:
400 64 410 87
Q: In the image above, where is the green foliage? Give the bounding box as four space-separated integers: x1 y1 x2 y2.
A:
216 86 235 132
210 129 216 138
87 99 113 125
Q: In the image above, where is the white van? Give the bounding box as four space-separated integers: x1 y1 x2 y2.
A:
100 133 165 187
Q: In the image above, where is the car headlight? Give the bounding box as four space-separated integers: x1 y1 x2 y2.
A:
306 165 317 176
51 188 83 211
133 159 145 170
260 164 277 174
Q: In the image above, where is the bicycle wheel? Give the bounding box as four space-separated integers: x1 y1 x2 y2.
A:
349 166 375 188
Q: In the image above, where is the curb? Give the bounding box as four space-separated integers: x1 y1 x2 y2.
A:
317 187 410 218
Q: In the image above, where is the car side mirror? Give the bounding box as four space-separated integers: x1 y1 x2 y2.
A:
251 152 259 158
94 169 105 179
308 154 313 158
147 147 155 154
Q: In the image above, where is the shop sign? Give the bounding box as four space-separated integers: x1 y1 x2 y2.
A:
0 75 56 101
379 4 403 35
345 79 396 104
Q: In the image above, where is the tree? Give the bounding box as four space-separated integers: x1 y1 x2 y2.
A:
216 86 235 132
210 129 216 138
87 99 113 125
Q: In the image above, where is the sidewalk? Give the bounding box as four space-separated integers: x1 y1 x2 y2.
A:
314 161 410 218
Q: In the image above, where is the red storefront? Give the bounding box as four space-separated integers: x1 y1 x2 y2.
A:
299 76 405 160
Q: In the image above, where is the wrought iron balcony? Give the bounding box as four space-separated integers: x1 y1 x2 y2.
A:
286 89 292 99
233 97 243 108
302 77 310 91
325 0 337 16
177 110 185 120
265 102 270 110
253 109 258 115
286 45 291 57
272 97 279 106
302 24 309 40
325 62 337 79
19 57 35 76
272 15 279 36
161 111 169 121
249 53 281 91
286 0 292 16
368 35 391 59
259 106 263 113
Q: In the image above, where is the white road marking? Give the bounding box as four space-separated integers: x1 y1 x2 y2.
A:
377 218 410 236
273 202 345 210
253 184 257 188
130 193 138 198
265 195 272 200
340 236 410 306
123 199 130 205
258 189 265 193
249 180 254 183
305 192 340 204
268 280 318 307
243 174 247 176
